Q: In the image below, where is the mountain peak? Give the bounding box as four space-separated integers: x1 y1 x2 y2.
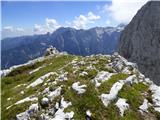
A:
117 23 126 28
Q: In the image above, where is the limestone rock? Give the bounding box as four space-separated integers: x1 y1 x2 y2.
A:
118 1 160 85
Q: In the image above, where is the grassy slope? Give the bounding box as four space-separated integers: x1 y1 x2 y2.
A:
1 54 158 120
2 55 74 119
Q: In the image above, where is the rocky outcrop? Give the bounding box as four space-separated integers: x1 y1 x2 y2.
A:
44 46 59 56
2 52 160 119
118 1 160 85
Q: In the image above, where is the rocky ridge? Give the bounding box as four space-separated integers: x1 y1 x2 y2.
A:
1 49 160 120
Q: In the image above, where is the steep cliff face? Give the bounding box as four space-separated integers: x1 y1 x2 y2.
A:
118 1 160 85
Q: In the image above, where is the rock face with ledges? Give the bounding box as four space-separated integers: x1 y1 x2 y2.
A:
118 1 160 85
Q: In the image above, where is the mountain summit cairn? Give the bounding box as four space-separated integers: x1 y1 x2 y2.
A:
44 46 59 56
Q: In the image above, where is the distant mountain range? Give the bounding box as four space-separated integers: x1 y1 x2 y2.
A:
2 25 125 69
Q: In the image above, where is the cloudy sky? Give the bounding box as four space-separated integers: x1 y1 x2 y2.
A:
1 0 149 39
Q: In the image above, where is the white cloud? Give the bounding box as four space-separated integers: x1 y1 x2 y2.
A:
34 24 44 32
3 26 14 32
16 27 24 32
2 26 32 39
2 12 100 38
73 12 100 29
65 21 71 26
105 0 149 24
88 12 100 20
34 18 61 34
3 26 24 32
45 18 61 31
73 15 88 29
